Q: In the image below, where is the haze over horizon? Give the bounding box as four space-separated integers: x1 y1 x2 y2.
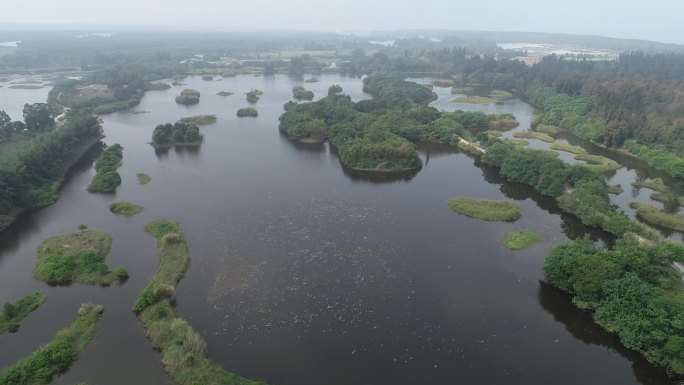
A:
1 0 682 45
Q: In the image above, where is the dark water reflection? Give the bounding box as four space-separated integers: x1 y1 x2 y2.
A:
0 74 679 385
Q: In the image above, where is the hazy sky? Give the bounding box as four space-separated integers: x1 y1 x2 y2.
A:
2 0 682 44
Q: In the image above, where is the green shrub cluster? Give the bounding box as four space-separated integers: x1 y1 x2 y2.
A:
151 122 202 149
87 143 123 193
245 89 263 103
0 303 103 385
543 239 684 374
236 108 258 117
0 293 48 333
292 86 314 101
625 140 684 179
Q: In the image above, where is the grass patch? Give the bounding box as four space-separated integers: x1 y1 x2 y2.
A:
490 89 513 101
650 192 684 207
0 303 103 385
137 173 151 185
535 124 562 135
551 142 587 155
513 131 555 143
630 202 684 232
451 86 475 94
0 293 48 334
504 138 529 148
632 178 669 193
485 130 503 138
608 184 624 194
452 96 496 104
109 201 144 216
237 107 258 117
34 230 128 286
433 79 455 87
448 198 521 222
179 115 217 126
134 220 266 385
87 144 123 193
216 91 234 97
574 153 620 173
502 231 541 250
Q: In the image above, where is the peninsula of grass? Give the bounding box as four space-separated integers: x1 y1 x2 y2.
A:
535 124 562 135
179 115 217 126
502 231 541 250
650 192 684 207
452 95 496 104
134 220 266 385
448 198 521 222
237 107 258 117
34 230 128 286
551 142 587 155
109 201 144 216
608 184 624 194
632 178 669 193
0 293 48 334
513 131 555 143
504 138 529 148
574 153 620 173
87 144 123 193
630 202 684 232
137 173 151 184
0 303 103 385
490 89 513 101
216 91 234 97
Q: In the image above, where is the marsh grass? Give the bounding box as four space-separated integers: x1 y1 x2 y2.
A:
0 303 103 385
632 178 669 193
574 153 620 173
630 202 684 232
608 184 624 194
535 124 562 135
109 201 144 216
448 198 521 222
137 173 151 185
513 131 555 143
0 293 48 334
551 142 587 155
179 115 217 126
34 231 127 286
502 231 541 250
134 220 266 385
650 192 684 207
451 96 496 104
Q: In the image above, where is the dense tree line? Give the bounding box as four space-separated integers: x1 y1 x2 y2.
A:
0 112 103 230
151 122 202 148
87 144 123 193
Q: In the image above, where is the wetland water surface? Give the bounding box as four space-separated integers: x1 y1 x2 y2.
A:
0 75 679 385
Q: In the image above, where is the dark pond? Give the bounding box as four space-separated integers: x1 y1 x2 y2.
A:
0 74 679 385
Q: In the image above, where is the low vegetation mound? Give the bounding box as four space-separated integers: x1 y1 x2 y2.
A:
574 153 620 173
87 144 123 193
245 89 263 103
179 115 217 126
630 202 684 232
109 201 144 216
513 131 555 143
175 89 200 105
292 86 314 101
34 230 128 286
0 303 103 385
137 173 151 185
237 107 258 117
447 198 521 222
216 91 234 97
0 293 48 333
502 231 541 250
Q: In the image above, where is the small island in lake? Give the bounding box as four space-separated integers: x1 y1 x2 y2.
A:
502 231 541 250
87 144 123 193
448 198 522 222
151 121 203 149
179 115 217 125
0 292 48 333
175 89 200 105
293 86 314 101
109 201 144 216
245 89 263 103
237 107 258 117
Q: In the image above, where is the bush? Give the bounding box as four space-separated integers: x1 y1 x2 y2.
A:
236 108 258 117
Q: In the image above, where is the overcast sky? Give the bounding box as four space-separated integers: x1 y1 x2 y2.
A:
2 0 682 44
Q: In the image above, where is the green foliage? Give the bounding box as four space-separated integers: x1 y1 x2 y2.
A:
0 293 47 334
236 108 258 117
624 140 684 179
87 144 123 193
137 173 151 185
245 89 263 103
23 103 55 133
175 95 199 105
447 198 521 222
151 122 203 148
543 239 684 374
502 231 541 250
216 91 234 97
135 219 266 384
0 303 103 385
630 202 684 232
34 230 127 286
92 100 138 115
292 86 314 101
109 201 144 216
513 131 555 143
179 115 217 126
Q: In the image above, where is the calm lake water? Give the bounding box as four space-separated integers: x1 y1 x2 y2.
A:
0 74 680 385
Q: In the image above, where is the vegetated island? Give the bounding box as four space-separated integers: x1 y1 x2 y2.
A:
151 121 202 149
133 220 267 385
87 143 123 193
292 86 314 101
0 303 103 385
630 202 684 232
502 231 541 250
448 198 522 222
109 201 144 216
175 89 200 105
137 173 151 185
216 91 234 97
245 89 263 103
0 292 48 334
237 107 258 117
34 230 128 286
179 115 217 126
